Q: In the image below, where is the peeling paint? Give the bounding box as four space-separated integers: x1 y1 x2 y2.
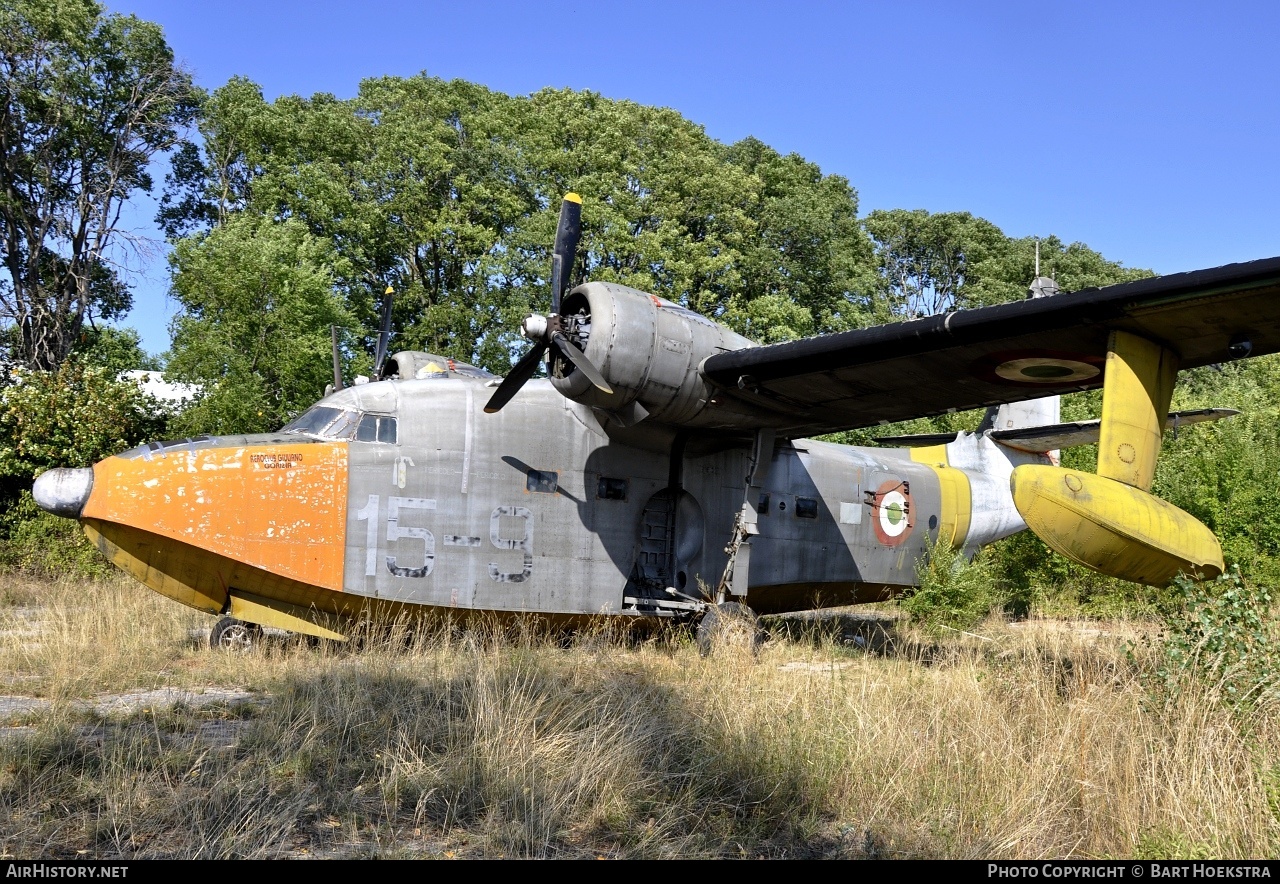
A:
83 443 349 592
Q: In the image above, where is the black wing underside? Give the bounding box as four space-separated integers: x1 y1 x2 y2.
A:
700 255 1280 437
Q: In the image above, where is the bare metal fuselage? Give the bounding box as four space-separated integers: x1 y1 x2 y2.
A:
72 374 1040 631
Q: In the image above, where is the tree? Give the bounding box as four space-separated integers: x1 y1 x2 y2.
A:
0 0 197 370
164 215 356 435
161 77 881 394
864 208 1152 319
863 209 1011 317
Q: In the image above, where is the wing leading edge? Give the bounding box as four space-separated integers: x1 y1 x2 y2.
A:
700 255 1280 437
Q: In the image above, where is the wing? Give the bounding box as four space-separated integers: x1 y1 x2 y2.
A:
700 255 1280 437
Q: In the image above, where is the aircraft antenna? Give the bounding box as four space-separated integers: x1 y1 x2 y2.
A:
1028 237 1060 299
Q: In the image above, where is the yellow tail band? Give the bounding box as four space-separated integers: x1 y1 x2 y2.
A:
910 444 972 550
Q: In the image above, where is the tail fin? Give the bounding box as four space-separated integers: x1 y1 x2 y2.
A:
979 396 1060 433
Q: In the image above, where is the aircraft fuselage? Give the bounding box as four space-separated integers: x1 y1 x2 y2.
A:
51 374 1048 635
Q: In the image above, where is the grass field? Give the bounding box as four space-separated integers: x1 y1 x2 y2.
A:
1 574 1277 859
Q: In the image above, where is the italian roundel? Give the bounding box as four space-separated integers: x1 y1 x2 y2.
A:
871 479 913 546
971 349 1104 387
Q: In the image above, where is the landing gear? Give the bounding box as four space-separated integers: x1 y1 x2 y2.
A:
210 616 261 653
696 601 764 658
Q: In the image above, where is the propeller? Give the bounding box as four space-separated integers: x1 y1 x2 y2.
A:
373 284 394 378
485 193 612 413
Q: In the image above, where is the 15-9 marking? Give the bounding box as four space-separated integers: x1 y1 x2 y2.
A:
355 495 532 582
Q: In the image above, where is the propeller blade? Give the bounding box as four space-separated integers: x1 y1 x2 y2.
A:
374 285 394 378
484 340 549 413
550 331 613 395
330 324 344 391
550 193 582 315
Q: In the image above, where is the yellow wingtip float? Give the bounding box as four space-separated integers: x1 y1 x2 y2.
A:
1010 465 1223 585
1010 330 1222 586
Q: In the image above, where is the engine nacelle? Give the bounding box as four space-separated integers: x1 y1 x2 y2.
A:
550 282 756 426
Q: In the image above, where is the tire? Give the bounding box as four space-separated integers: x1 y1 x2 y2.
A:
209 616 261 653
696 602 763 658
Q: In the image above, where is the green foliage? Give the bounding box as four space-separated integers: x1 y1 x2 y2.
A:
863 209 1151 318
161 76 879 397
0 362 166 485
0 0 198 369
900 540 1003 632
0 361 166 578
71 326 160 375
0 491 111 577
1131 830 1217 861
1154 355 1280 586
1145 568 1280 710
164 215 356 435
864 209 1010 316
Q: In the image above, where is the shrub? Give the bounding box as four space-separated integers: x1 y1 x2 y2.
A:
0 491 112 577
0 362 168 577
900 539 1003 632
1147 567 1280 710
0 361 167 485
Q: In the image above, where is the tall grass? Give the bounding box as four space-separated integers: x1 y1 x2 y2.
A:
0 575 1278 858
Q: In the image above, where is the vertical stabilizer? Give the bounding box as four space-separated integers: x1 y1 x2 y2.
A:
977 250 1063 449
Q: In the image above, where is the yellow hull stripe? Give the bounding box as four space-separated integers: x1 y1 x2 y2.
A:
909 443 972 549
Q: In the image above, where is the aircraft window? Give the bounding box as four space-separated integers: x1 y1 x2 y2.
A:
597 477 628 500
324 409 362 439
377 416 397 444
282 406 364 440
355 413 398 444
795 497 819 519
527 469 558 493
282 406 343 436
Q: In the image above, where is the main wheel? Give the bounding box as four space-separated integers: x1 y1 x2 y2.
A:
209 616 261 653
696 602 764 658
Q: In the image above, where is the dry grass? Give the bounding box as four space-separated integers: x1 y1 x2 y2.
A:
1 575 1278 859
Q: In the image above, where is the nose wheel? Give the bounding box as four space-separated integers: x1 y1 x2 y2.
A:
210 616 262 653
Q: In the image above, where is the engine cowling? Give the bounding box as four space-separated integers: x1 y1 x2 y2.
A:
549 282 756 426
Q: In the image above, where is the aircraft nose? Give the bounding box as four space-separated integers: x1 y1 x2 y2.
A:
32 467 94 518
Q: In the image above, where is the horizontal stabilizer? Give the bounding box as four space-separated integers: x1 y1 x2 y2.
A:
874 408 1239 451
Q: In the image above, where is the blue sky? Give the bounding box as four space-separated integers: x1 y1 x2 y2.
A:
104 0 1280 357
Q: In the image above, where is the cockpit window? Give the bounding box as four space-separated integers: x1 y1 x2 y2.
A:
325 409 362 439
282 405 397 443
355 413 398 444
281 406 346 437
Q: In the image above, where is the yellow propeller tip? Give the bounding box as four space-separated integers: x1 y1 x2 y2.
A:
384 285 394 295
563 192 582 204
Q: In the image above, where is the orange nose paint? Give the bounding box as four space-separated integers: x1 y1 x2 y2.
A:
82 443 349 592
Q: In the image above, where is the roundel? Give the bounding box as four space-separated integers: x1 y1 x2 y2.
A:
972 350 1104 387
993 357 1100 384
872 479 913 546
